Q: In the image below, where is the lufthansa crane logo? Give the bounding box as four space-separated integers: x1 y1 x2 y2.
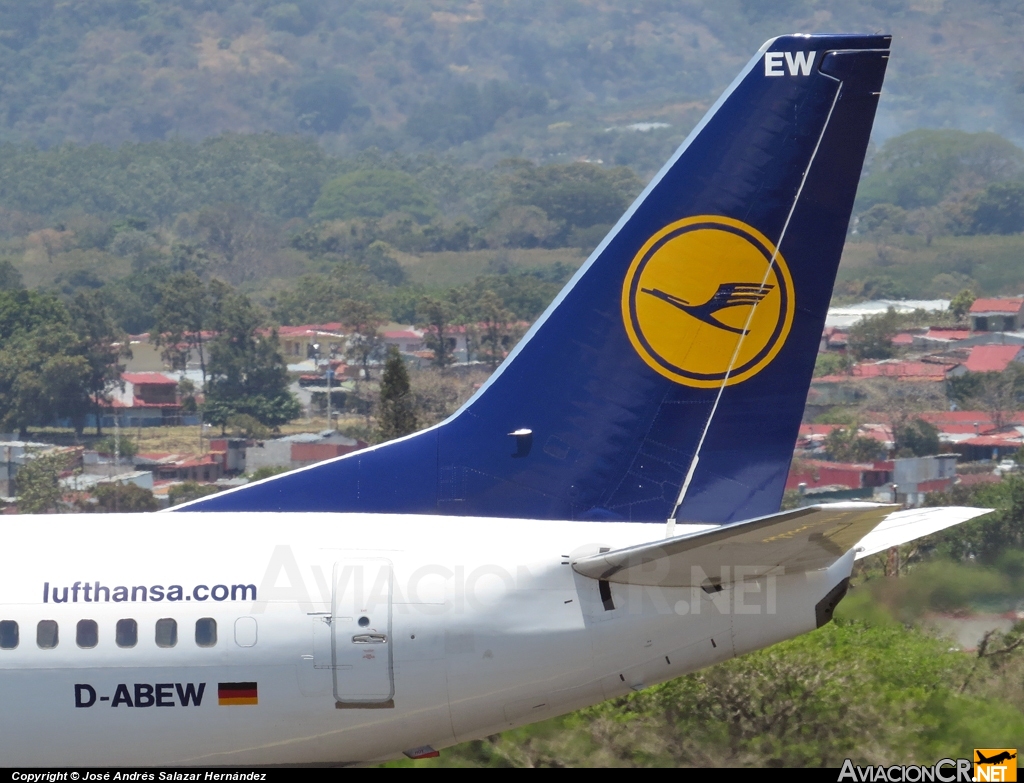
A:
621 216 795 388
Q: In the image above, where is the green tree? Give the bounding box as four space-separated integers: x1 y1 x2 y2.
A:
926 477 1024 563
858 130 1024 210
865 378 945 458
359 240 407 287
178 377 198 413
0 259 23 290
0 324 92 438
272 268 384 326
83 482 158 513
417 296 456 370
94 434 137 460
169 482 222 507
897 418 941 457
475 290 515 369
813 352 850 378
971 181 1024 234
848 309 900 360
312 170 437 223
825 426 886 463
340 299 387 381
292 68 367 133
378 347 417 441
857 203 908 236
15 450 68 514
0 291 125 435
153 273 230 387
247 465 290 482
203 293 301 429
67 290 131 436
497 160 642 244
949 289 976 320
225 413 270 440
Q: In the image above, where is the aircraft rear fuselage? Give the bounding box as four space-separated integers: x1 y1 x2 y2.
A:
0 513 840 765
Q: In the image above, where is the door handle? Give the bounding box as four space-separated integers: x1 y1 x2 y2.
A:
352 633 387 644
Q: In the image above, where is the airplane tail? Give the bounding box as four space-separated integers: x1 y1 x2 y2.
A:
178 34 891 522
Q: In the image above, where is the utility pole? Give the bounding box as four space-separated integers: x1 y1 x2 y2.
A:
114 411 121 513
326 364 333 430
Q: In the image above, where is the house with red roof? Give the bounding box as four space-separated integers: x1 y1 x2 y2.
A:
818 326 848 352
277 324 346 361
963 344 1024 374
809 360 962 405
383 327 426 355
786 459 891 492
970 297 1024 333
135 452 224 482
104 373 182 427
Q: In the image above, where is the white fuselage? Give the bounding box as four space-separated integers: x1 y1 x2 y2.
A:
0 513 848 766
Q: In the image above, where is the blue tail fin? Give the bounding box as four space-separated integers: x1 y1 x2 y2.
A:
180 34 890 522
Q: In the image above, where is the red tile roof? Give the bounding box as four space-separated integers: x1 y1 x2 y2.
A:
920 411 1004 425
122 372 176 385
892 332 914 346
816 361 956 383
963 344 1023 373
969 298 1024 314
277 323 344 337
798 424 843 437
924 328 970 341
957 473 1003 487
961 434 1024 447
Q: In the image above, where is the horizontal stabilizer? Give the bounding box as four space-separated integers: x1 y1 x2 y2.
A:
572 503 896 586
853 506 990 559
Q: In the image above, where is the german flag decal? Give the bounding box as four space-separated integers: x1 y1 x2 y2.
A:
218 682 257 706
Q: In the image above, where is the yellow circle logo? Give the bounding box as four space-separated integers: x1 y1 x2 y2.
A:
621 216 795 388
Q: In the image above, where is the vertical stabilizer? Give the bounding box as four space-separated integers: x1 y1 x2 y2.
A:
179 35 890 522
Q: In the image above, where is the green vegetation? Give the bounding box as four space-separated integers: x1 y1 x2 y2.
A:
93 434 137 460
0 2 1019 169
13 450 69 514
824 425 886 463
82 481 159 513
0 290 126 437
203 294 300 430
857 130 1024 212
377 347 417 441
390 616 1024 767
167 481 222 507
927 475 1024 563
313 170 437 222
246 465 290 482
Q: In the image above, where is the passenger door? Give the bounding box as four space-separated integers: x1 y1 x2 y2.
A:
331 559 394 707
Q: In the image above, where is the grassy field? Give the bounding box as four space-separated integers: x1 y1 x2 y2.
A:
836 234 1024 298
27 416 345 458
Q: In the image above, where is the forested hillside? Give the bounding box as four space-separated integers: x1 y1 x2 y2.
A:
1 0 1022 172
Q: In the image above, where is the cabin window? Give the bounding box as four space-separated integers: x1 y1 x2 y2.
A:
76 620 98 649
37 620 58 649
234 616 257 648
155 618 177 648
0 620 18 649
116 619 138 648
195 618 217 648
